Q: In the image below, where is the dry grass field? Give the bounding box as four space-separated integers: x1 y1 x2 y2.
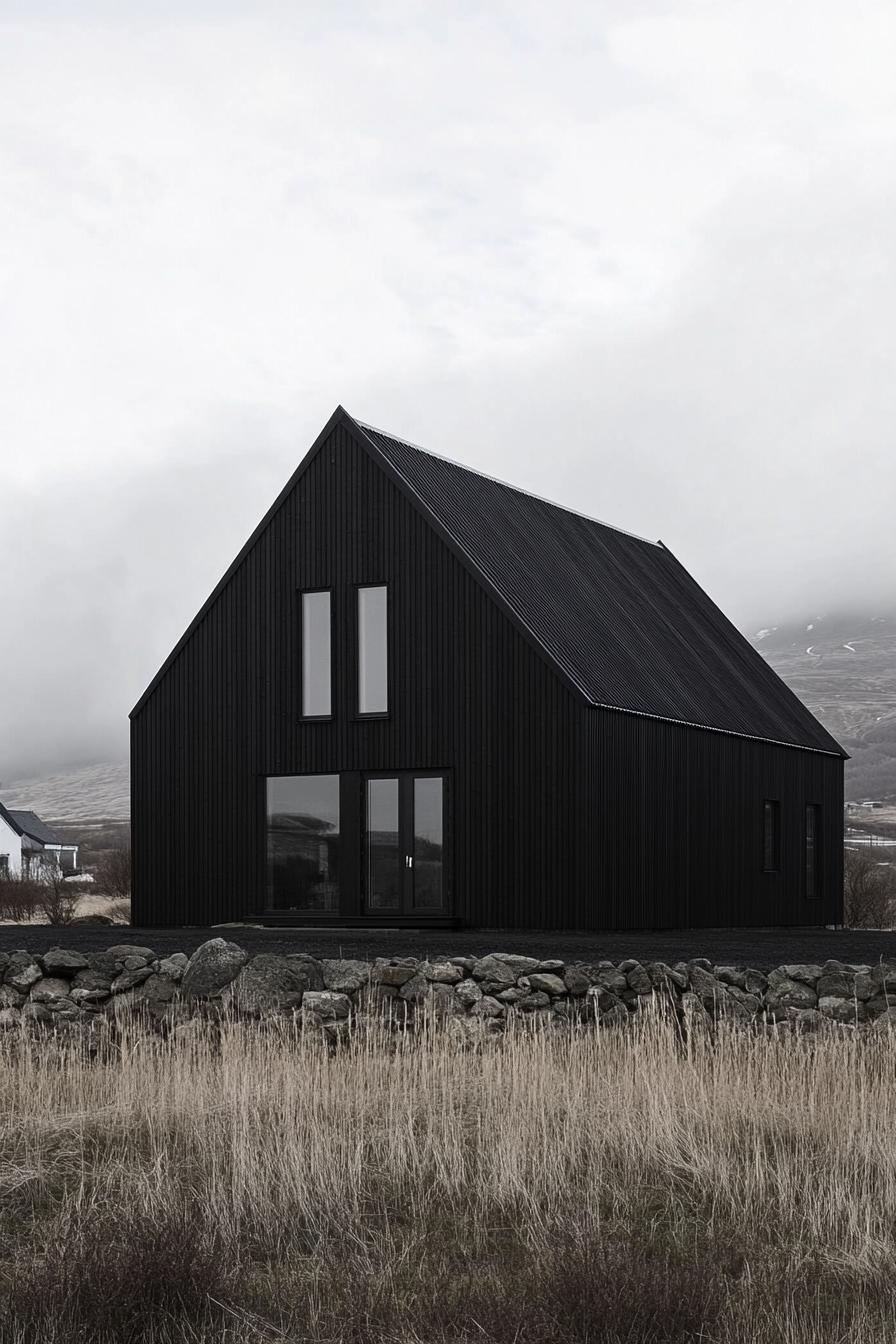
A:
2 1010 896 1343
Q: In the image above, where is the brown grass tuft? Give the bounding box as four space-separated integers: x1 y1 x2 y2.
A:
2 1010 896 1342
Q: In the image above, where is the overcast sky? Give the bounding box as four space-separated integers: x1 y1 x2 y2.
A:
1 0 895 780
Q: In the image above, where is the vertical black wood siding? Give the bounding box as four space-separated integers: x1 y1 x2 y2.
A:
131 423 843 928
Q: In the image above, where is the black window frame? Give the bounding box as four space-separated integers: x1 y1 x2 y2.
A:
762 798 781 873
354 581 391 720
299 587 333 721
263 771 342 912
805 803 821 900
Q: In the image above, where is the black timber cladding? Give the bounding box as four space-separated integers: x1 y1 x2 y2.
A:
131 406 844 929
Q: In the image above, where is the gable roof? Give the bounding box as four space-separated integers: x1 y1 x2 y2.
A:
354 418 845 757
132 406 844 756
7 810 62 846
0 801 24 838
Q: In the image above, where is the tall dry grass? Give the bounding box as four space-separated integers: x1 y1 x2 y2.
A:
2 1008 896 1342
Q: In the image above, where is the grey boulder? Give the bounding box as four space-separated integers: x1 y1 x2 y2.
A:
321 959 369 992
779 965 823 985
227 954 315 1014
30 977 73 1004
5 953 42 993
688 964 721 1000
525 973 567 996
625 963 653 995
133 974 178 1008
399 973 430 1002
158 954 189 982
765 977 817 1010
372 963 417 987
471 954 539 984
455 979 483 1008
421 961 464 984
181 939 249 999
302 990 351 1023
72 969 114 991
41 948 89 975
111 966 154 993
563 967 591 996
106 945 156 962
819 996 865 1024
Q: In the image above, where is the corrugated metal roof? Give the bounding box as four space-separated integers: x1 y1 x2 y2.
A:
353 417 845 757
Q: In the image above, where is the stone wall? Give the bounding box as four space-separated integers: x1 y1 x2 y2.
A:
2 938 896 1040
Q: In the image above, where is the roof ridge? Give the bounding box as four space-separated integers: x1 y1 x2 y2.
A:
352 417 661 549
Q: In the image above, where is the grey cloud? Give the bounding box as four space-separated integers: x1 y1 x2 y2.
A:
1 1 895 780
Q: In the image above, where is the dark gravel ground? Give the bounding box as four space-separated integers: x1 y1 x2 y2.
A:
2 925 896 970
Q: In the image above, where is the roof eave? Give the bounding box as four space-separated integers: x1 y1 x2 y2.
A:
585 698 849 758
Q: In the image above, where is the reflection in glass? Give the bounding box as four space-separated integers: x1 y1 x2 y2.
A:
413 776 444 909
266 775 339 911
302 591 331 717
358 586 388 714
366 777 400 910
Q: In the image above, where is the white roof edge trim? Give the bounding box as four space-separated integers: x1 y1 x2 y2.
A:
585 698 846 757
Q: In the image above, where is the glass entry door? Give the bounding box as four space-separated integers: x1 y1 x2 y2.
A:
364 772 447 913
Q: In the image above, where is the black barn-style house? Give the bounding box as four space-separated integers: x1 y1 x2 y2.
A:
131 407 845 929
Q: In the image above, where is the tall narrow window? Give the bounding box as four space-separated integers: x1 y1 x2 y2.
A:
805 804 821 899
763 800 780 872
358 585 388 714
301 590 331 718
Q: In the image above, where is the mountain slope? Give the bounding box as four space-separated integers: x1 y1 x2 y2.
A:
751 613 896 801
0 762 129 820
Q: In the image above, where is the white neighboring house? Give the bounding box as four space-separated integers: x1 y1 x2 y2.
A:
0 803 23 878
0 803 78 879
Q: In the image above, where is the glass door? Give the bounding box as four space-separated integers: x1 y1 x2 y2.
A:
365 777 402 911
363 773 447 914
411 775 444 910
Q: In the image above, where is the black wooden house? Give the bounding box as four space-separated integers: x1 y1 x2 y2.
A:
131 407 845 928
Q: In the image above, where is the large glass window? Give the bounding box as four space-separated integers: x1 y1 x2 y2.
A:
301 590 331 718
366 777 401 909
358 585 388 714
266 775 339 911
413 776 444 909
805 804 820 899
763 799 780 872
